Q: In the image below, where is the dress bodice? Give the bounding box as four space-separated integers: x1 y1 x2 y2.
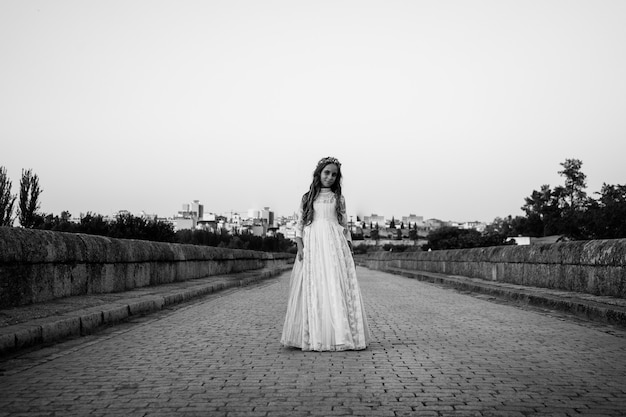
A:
295 189 351 243
312 189 339 223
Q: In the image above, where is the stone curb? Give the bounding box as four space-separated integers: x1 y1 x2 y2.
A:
0 266 290 357
362 264 626 328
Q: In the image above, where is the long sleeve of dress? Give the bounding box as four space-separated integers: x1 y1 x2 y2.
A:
339 195 352 244
295 199 304 239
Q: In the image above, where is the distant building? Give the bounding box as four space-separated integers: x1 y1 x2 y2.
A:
114 209 131 217
261 207 274 227
279 224 297 239
245 207 275 237
174 217 194 231
277 214 298 239
197 212 218 232
402 214 424 228
138 211 158 221
424 218 445 233
363 214 385 227
173 200 204 231
251 224 266 237
191 200 204 220
460 221 487 232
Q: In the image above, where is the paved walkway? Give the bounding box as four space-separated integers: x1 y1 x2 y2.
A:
1 267 625 416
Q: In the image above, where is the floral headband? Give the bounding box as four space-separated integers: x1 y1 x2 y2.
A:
317 156 341 168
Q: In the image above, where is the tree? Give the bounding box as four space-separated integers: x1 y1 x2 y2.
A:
424 225 513 250
518 159 591 238
18 168 42 228
587 183 626 239
38 210 76 232
370 228 380 243
389 217 396 229
554 159 590 239
485 215 530 239
521 184 560 236
0 166 16 226
424 226 470 250
80 212 110 236
558 158 587 211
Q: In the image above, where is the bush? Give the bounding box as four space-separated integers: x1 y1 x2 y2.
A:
32 211 176 243
175 229 295 253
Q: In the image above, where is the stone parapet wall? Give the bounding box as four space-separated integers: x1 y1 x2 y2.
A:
0 227 294 308
355 239 626 298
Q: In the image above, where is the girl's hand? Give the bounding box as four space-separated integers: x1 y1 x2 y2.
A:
296 238 304 262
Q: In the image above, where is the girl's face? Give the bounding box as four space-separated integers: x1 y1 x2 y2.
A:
320 163 339 188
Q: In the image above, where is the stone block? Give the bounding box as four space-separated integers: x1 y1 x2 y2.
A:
79 310 104 334
162 292 185 305
102 304 130 324
13 324 43 349
28 264 56 304
41 316 80 343
130 263 151 288
69 264 89 296
127 297 163 316
0 332 15 354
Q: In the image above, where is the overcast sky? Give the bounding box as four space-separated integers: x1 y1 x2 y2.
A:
2 0 625 223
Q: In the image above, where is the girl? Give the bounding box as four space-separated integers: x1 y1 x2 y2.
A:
281 156 370 351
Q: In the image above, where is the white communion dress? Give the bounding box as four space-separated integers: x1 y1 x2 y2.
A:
281 189 370 351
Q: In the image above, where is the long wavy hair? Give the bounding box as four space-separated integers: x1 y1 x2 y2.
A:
301 157 344 226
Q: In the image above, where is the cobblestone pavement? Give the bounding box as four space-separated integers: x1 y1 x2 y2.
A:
1 267 625 417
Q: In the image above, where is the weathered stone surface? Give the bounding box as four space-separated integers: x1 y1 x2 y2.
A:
0 227 294 308
356 238 626 298
127 297 164 316
40 316 80 343
102 304 130 324
79 310 104 335
0 332 14 353
13 324 42 349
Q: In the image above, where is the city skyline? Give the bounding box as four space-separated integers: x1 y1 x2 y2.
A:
77 201 471 227
2 1 625 224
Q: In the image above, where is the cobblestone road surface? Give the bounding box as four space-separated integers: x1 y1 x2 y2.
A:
1 267 625 416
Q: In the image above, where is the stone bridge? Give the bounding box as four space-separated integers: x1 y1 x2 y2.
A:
1 227 625 416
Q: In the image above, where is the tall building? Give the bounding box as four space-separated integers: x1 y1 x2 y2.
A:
173 200 204 231
261 207 274 227
402 214 424 228
363 214 385 227
191 200 204 220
